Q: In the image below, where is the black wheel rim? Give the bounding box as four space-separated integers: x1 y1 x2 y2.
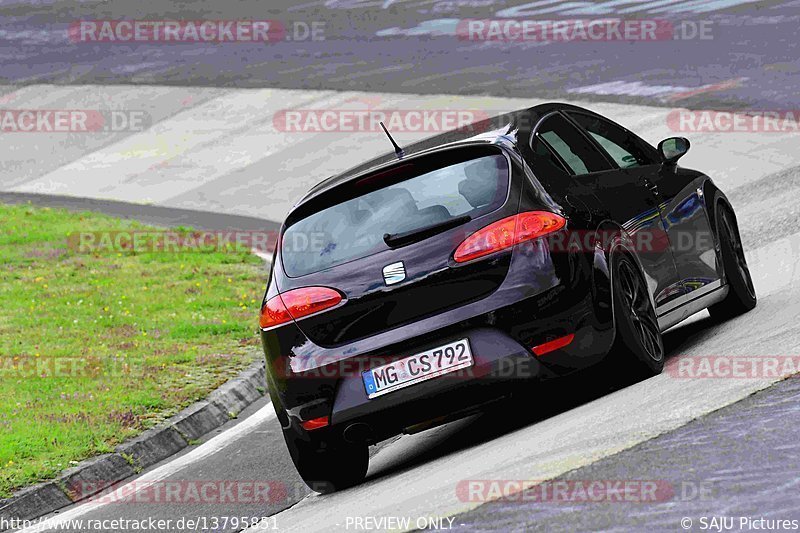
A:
619 260 663 362
722 214 756 299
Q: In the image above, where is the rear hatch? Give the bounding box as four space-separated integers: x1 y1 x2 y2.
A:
277 144 520 347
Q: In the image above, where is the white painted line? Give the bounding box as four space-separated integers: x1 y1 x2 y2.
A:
19 404 277 532
251 247 274 264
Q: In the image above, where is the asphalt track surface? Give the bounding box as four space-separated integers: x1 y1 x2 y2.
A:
2 1 800 532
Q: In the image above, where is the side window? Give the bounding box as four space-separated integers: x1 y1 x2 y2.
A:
534 114 613 176
567 112 658 168
530 136 571 181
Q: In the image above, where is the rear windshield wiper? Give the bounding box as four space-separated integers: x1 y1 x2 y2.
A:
383 215 471 249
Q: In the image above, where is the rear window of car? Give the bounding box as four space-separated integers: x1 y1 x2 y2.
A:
281 152 510 277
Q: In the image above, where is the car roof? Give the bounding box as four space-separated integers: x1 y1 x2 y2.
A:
292 102 594 210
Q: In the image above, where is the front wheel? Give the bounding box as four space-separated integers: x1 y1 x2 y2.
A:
610 254 665 379
286 433 369 494
708 207 757 321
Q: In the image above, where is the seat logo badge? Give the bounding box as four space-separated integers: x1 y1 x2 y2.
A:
382 262 406 285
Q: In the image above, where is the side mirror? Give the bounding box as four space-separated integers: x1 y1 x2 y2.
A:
658 137 690 164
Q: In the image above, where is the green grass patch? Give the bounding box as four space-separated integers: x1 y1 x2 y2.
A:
0 203 268 498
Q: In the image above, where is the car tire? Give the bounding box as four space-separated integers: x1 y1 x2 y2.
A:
708 207 757 321
287 434 369 494
610 253 665 379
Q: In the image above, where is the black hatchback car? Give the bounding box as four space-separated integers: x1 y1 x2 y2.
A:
259 102 756 492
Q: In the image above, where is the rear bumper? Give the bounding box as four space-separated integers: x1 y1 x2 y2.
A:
281 327 554 445
332 328 543 439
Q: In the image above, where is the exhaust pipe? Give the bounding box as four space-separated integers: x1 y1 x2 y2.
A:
343 422 373 444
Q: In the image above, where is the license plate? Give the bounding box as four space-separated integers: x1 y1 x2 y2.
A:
362 338 473 399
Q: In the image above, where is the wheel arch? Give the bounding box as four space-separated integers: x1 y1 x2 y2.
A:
590 219 655 347
704 181 740 279
703 180 738 243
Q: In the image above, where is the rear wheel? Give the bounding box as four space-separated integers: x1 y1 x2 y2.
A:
708 207 756 321
287 434 369 494
610 254 665 379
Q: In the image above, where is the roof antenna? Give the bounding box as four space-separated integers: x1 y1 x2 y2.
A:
380 121 405 159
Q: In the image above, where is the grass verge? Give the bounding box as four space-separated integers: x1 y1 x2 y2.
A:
0 203 267 498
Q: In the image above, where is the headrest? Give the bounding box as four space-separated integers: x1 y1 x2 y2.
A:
458 159 500 208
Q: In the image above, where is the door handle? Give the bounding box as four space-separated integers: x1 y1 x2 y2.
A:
639 176 659 195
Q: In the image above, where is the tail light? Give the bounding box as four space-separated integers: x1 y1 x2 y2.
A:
259 286 343 329
454 211 566 263
532 333 575 356
300 416 330 431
